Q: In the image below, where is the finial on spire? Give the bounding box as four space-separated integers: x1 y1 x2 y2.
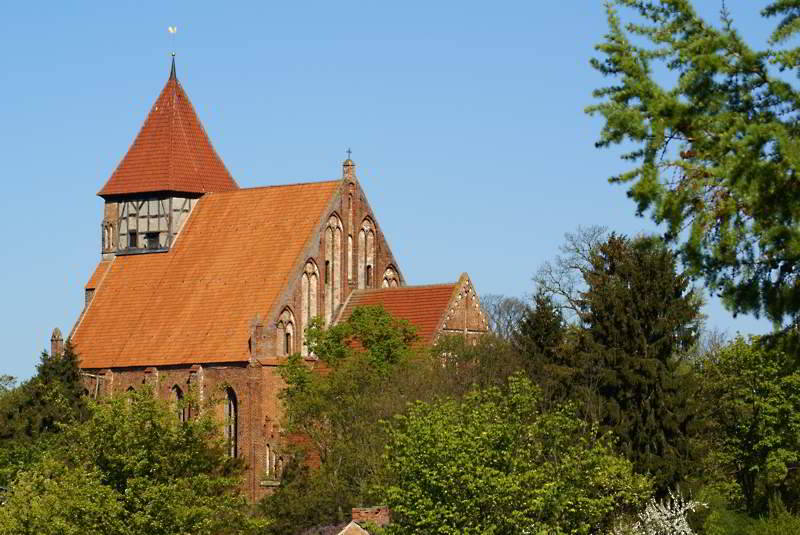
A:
343 149 356 180
169 53 177 80
168 26 178 80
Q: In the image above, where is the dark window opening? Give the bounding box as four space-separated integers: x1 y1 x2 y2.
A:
225 388 238 458
128 231 138 249
325 260 331 285
366 265 373 287
173 385 188 423
284 331 292 355
146 232 160 249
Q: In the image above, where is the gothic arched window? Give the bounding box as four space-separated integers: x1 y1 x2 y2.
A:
301 261 319 356
224 387 238 458
358 218 375 289
382 266 400 288
276 308 296 357
172 385 188 423
324 215 343 324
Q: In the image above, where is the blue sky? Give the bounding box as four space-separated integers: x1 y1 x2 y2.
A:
0 1 777 380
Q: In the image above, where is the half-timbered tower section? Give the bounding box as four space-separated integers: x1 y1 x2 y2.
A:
65 60 486 502
96 58 238 259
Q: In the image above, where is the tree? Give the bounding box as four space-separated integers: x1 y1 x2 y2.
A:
480 294 528 340
262 306 418 534
0 343 89 487
701 336 800 515
383 375 651 535
533 225 608 323
0 387 263 535
577 234 703 493
588 0 800 325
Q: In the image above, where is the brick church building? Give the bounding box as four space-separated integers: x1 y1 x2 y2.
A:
57 59 488 500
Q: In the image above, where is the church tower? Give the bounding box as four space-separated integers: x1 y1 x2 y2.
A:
97 56 238 259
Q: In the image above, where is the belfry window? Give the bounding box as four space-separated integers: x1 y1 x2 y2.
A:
146 232 159 249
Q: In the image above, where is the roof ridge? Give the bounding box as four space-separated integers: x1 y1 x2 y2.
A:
353 282 458 293
210 179 342 194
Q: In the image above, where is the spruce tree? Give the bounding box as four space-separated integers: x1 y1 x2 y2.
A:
577 235 702 494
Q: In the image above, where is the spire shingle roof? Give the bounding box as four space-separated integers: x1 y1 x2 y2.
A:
97 62 238 197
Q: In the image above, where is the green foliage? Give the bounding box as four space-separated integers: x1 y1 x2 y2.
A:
588 1 800 325
703 498 800 535
0 343 89 487
0 387 264 535
264 308 531 534
262 306 419 534
383 374 651 535
577 235 702 493
701 336 800 514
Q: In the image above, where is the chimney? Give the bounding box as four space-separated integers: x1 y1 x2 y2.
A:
50 328 64 356
250 314 264 361
352 506 390 528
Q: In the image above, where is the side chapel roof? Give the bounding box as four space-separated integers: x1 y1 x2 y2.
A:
97 57 238 197
337 276 481 345
73 181 341 368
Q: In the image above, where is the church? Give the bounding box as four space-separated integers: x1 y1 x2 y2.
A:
57 58 488 500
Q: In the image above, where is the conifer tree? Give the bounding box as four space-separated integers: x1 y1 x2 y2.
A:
577 235 702 493
588 0 800 325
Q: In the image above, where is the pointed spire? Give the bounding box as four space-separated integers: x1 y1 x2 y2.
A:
169 53 176 80
97 60 238 197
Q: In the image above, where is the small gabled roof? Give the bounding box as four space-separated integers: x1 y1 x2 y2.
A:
73 180 340 369
97 58 238 197
337 283 459 345
336 522 371 535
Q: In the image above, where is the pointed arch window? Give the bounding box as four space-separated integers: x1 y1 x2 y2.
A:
172 385 188 423
276 308 296 356
382 266 400 288
301 261 319 356
224 387 238 458
324 215 343 324
358 218 375 289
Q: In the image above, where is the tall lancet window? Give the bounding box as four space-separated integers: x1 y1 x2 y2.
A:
301 261 319 356
276 308 296 356
358 218 376 289
324 215 343 324
224 387 238 458
347 191 354 281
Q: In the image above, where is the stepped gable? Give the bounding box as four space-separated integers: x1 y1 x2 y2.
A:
73 180 340 369
97 58 238 197
337 283 459 345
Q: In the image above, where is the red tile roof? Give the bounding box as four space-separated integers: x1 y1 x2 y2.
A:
97 67 238 197
73 181 340 368
337 284 459 345
85 261 111 289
